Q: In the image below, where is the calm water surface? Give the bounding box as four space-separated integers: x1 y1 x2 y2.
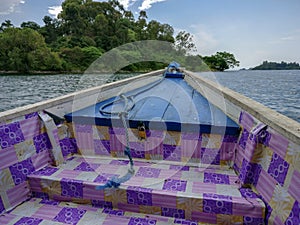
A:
200 70 300 123
0 74 111 112
0 70 299 123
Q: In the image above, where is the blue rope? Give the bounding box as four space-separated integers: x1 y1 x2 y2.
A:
95 147 135 190
95 171 133 190
95 176 121 189
124 147 134 168
95 149 134 190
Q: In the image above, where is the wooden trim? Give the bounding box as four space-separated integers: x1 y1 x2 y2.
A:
185 70 300 145
0 70 164 122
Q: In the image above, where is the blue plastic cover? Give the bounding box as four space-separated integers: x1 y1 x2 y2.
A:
164 72 184 79
65 77 240 135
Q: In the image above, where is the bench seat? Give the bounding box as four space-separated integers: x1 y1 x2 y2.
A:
27 155 265 224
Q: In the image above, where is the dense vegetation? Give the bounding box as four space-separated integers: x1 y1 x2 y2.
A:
251 61 300 70
0 0 239 74
202 52 240 72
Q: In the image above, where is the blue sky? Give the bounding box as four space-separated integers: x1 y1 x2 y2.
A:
1 0 300 69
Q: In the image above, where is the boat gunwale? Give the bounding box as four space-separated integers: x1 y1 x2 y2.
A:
185 70 300 145
0 70 164 122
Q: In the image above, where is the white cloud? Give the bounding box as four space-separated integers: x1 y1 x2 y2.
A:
94 0 137 10
119 0 130 9
48 6 62 18
138 0 166 11
0 0 25 15
119 0 138 10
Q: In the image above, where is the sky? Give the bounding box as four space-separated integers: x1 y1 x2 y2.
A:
0 0 300 69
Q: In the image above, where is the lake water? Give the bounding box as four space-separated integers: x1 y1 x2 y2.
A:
0 70 299 123
200 70 300 123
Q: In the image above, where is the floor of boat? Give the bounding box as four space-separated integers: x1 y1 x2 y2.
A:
0 197 205 225
30 154 241 191
1 155 265 224
30 155 265 222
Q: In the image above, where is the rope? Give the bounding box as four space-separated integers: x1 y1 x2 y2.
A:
95 171 134 189
99 75 166 116
96 95 135 190
96 65 182 190
120 110 134 172
100 95 135 116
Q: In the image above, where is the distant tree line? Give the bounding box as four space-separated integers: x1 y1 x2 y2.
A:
0 0 239 74
251 61 300 70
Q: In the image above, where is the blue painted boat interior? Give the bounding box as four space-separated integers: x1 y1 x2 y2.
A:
64 76 240 135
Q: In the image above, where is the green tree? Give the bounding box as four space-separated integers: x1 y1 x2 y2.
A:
146 20 161 40
203 51 239 71
174 31 196 55
81 46 102 67
145 20 174 42
251 61 300 70
0 0 241 73
59 47 84 71
40 16 61 45
135 10 148 40
215 52 240 69
203 55 227 71
28 49 62 71
59 46 102 71
0 28 62 73
158 24 174 42
59 0 86 36
0 20 14 31
20 21 40 31
115 18 135 44
93 13 109 49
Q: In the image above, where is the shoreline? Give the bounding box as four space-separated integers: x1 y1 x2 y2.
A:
0 71 82 75
0 70 153 75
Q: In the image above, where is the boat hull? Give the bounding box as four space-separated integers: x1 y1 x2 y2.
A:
0 69 299 225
